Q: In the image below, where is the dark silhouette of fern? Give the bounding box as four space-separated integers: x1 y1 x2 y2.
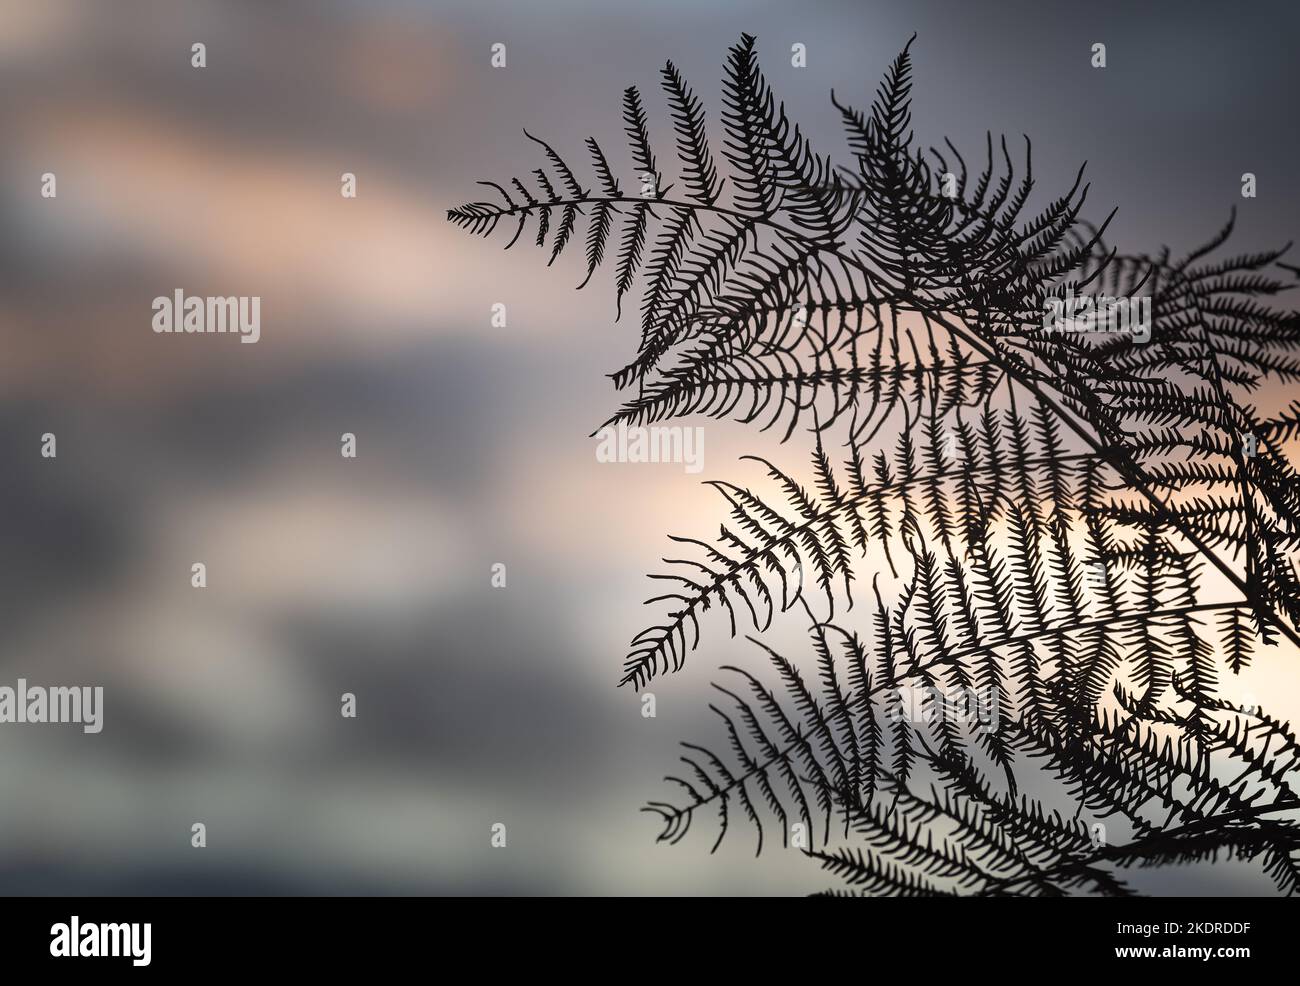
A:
451 34 1300 895
644 592 1300 893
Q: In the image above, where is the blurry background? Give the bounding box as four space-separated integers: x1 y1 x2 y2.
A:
0 0 1296 894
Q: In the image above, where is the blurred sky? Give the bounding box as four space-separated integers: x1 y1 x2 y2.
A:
0 0 1296 894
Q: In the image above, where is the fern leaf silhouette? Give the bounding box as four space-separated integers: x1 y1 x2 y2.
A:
451 33 1300 896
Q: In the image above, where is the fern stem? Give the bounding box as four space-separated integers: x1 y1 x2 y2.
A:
660 599 1250 829
487 189 1300 650
976 797 1300 895
908 299 1300 652
620 447 1104 688
901 601 1243 684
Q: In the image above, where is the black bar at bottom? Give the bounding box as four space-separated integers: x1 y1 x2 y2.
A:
0 897 1287 973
